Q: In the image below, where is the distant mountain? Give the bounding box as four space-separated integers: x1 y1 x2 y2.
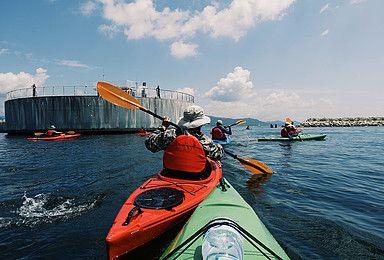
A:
207 115 285 127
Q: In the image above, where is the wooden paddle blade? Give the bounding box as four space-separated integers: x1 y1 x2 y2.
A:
97 82 144 110
66 131 75 135
286 118 292 123
237 157 273 174
34 132 45 136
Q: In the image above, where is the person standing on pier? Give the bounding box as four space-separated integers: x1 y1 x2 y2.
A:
32 84 37 97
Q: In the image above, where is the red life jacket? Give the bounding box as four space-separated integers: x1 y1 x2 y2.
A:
47 130 53 136
281 128 288 137
281 128 302 137
211 127 224 140
163 135 206 173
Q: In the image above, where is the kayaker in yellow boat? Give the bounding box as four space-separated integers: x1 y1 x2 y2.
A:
145 105 224 178
281 122 301 138
211 120 232 141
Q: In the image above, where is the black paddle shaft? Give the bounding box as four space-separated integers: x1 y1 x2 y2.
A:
141 107 179 128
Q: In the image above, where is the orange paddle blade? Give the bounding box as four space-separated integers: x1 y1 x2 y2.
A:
237 157 273 174
97 82 145 110
286 118 292 123
34 132 45 136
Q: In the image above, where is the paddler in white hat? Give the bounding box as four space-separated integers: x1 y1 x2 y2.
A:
145 105 224 162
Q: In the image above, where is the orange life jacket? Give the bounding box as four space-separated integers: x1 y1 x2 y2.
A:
211 127 224 140
163 135 206 173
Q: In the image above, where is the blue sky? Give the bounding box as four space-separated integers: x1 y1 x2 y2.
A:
1 0 383 121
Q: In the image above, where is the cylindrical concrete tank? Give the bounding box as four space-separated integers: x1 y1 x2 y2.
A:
5 89 194 134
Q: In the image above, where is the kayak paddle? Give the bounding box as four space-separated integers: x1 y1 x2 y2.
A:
97 82 272 175
34 130 75 136
97 82 179 128
224 150 273 174
209 119 246 134
227 120 246 127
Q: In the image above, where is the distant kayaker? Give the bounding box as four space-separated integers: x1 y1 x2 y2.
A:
281 122 301 138
140 127 145 133
46 125 62 136
211 120 231 141
145 105 224 175
246 126 250 130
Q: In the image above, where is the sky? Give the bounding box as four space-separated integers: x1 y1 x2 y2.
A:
0 0 383 122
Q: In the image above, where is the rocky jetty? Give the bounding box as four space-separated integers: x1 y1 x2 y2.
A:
301 117 384 127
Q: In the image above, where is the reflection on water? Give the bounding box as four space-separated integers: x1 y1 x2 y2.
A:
246 172 272 195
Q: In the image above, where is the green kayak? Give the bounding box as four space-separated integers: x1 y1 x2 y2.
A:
258 134 326 142
161 179 289 259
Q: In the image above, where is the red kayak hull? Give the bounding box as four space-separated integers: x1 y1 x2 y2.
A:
134 132 150 136
27 134 81 141
106 159 222 259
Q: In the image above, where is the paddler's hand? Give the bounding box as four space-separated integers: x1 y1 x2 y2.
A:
162 116 171 130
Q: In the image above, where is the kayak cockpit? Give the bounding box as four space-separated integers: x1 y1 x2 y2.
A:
159 160 213 181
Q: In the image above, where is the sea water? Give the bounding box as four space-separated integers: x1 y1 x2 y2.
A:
0 126 384 259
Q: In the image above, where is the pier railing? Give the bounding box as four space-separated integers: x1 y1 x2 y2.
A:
6 83 194 103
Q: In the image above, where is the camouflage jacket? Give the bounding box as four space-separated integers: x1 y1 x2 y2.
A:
145 127 224 161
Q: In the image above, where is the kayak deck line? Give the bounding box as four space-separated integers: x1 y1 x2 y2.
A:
142 177 209 196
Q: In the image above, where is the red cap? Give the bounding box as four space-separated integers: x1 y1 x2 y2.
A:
164 135 206 172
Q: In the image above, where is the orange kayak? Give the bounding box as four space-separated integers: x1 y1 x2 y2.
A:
106 158 222 259
27 134 81 141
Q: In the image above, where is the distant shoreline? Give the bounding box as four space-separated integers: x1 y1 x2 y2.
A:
301 117 384 127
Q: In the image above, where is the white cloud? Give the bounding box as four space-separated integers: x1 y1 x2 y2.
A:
0 48 9 55
204 89 335 121
320 3 329 14
98 24 120 38
84 0 295 58
350 0 365 4
170 41 198 58
80 1 99 16
204 66 256 102
202 67 336 121
56 59 89 68
321 28 329 37
0 68 50 94
176 87 195 96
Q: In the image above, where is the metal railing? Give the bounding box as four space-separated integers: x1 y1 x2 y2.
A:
6 81 194 103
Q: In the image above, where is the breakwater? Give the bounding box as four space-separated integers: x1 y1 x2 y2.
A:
301 117 384 127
